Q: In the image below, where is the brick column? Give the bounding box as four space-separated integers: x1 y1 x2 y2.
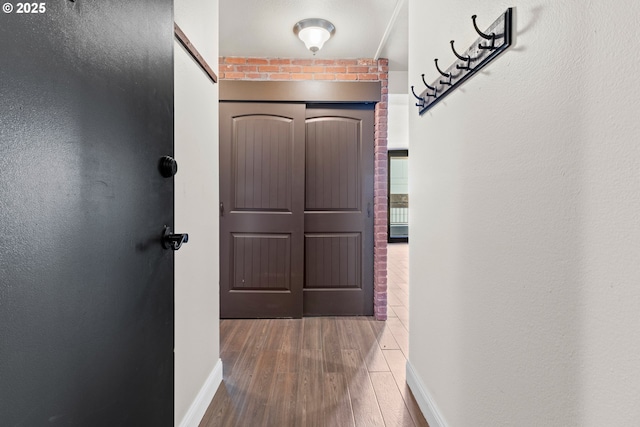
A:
219 57 388 320
373 60 388 320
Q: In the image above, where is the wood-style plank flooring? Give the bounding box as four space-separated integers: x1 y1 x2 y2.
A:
200 243 426 427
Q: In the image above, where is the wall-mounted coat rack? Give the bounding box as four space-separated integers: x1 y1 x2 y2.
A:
412 8 512 115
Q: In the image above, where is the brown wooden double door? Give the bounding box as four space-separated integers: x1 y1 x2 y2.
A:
220 102 374 318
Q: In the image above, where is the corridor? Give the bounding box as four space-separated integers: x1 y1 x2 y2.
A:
200 243 427 426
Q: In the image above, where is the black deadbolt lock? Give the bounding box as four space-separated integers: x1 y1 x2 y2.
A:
159 156 178 178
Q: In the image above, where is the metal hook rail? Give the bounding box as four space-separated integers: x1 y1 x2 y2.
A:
413 8 513 115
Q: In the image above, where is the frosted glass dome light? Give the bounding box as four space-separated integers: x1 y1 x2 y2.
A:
293 18 336 54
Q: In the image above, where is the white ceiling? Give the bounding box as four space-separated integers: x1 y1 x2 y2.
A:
219 0 408 71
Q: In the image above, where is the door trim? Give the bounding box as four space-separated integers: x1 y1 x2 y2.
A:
220 80 381 103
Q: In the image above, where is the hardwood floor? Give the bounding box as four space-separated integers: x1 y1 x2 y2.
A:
200 243 426 427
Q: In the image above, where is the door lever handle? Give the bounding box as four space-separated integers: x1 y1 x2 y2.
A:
367 202 372 218
162 226 189 250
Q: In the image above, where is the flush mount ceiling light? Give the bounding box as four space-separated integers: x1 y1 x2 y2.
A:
293 18 336 54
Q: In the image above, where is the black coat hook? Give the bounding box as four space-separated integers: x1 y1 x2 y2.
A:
421 74 437 97
434 58 450 77
420 74 435 91
410 86 425 106
472 15 497 50
450 40 472 70
434 59 452 86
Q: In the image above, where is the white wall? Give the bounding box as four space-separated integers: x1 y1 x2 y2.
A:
388 72 409 151
407 1 640 426
389 70 409 95
174 0 220 425
388 94 409 150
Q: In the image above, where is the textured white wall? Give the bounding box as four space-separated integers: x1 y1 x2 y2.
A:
407 1 640 426
174 0 220 424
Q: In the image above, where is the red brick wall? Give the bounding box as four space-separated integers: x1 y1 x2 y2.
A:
219 57 388 320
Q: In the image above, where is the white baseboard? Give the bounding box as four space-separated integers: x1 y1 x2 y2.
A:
406 360 448 427
179 359 223 427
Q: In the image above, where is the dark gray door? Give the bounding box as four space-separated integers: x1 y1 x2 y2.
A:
304 106 375 316
0 1 174 425
219 103 306 318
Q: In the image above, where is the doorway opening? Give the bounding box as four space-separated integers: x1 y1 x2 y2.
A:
220 80 387 320
388 150 409 243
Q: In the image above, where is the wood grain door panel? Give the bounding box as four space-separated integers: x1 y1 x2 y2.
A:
232 115 294 212
231 233 292 291
304 233 362 289
304 106 375 316
220 103 305 318
306 117 361 211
